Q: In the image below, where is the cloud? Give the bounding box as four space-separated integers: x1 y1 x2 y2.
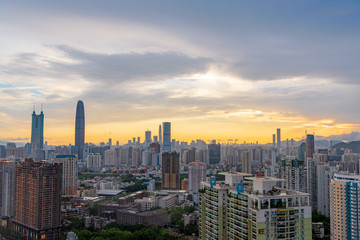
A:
1 45 211 84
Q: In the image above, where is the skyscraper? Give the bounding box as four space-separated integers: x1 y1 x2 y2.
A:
31 109 44 159
162 122 171 152
54 155 78 196
298 142 306 161
145 130 151 145
75 100 85 160
13 159 62 240
272 134 276 148
208 143 220 164
330 173 360 240
276 128 281 149
159 124 162 147
305 134 315 159
241 151 251 173
161 152 180 190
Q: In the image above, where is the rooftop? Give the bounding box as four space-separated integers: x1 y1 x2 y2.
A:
97 190 124 196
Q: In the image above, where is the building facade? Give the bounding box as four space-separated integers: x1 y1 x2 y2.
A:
330 173 360 240
0 161 16 219
188 160 206 194
208 144 220 165
54 155 77 196
87 153 101 169
161 152 180 190
199 174 312 240
13 159 62 240
162 122 171 152
31 110 44 160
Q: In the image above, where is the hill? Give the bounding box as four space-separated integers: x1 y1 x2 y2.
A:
332 141 360 153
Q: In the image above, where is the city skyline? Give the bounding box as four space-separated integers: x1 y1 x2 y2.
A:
1 1 360 145
0 104 360 146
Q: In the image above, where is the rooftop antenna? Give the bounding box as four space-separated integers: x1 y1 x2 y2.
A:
41 103 43 112
33 103 36 112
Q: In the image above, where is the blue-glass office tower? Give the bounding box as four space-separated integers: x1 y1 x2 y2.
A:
75 100 85 160
306 134 315 159
31 110 44 150
162 122 171 152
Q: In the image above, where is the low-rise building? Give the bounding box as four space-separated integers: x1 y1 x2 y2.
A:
116 209 169 226
134 197 158 211
158 195 177 209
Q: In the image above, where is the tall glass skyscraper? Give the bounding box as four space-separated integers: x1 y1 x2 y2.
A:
305 134 315 159
31 110 44 150
162 122 171 152
159 124 162 147
75 100 85 160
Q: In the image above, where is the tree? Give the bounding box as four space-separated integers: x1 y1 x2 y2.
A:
150 206 161 211
71 217 84 229
89 205 98 216
184 223 198 236
133 228 157 240
103 222 121 230
170 207 183 224
99 228 133 240
184 205 195 214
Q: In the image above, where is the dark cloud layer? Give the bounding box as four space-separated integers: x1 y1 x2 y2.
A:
2 46 211 85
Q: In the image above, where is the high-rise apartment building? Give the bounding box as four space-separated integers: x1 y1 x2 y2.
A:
162 122 171 152
145 130 152 146
228 177 311 240
131 148 141 166
0 161 16 219
280 157 306 193
314 163 336 217
75 100 85 160
188 160 206 194
182 148 196 164
241 151 251 173
330 173 360 240
199 174 312 240
13 159 62 240
104 149 116 166
87 153 101 169
54 155 77 196
161 152 179 190
199 181 230 240
208 143 220 165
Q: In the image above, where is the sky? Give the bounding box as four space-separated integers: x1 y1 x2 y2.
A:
0 0 360 145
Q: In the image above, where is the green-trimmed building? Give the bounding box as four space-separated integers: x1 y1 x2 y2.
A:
199 173 312 240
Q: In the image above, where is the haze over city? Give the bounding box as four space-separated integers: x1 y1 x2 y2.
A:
1 0 360 145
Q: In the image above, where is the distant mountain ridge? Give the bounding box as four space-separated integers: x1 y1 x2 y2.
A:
265 131 360 148
331 141 360 153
